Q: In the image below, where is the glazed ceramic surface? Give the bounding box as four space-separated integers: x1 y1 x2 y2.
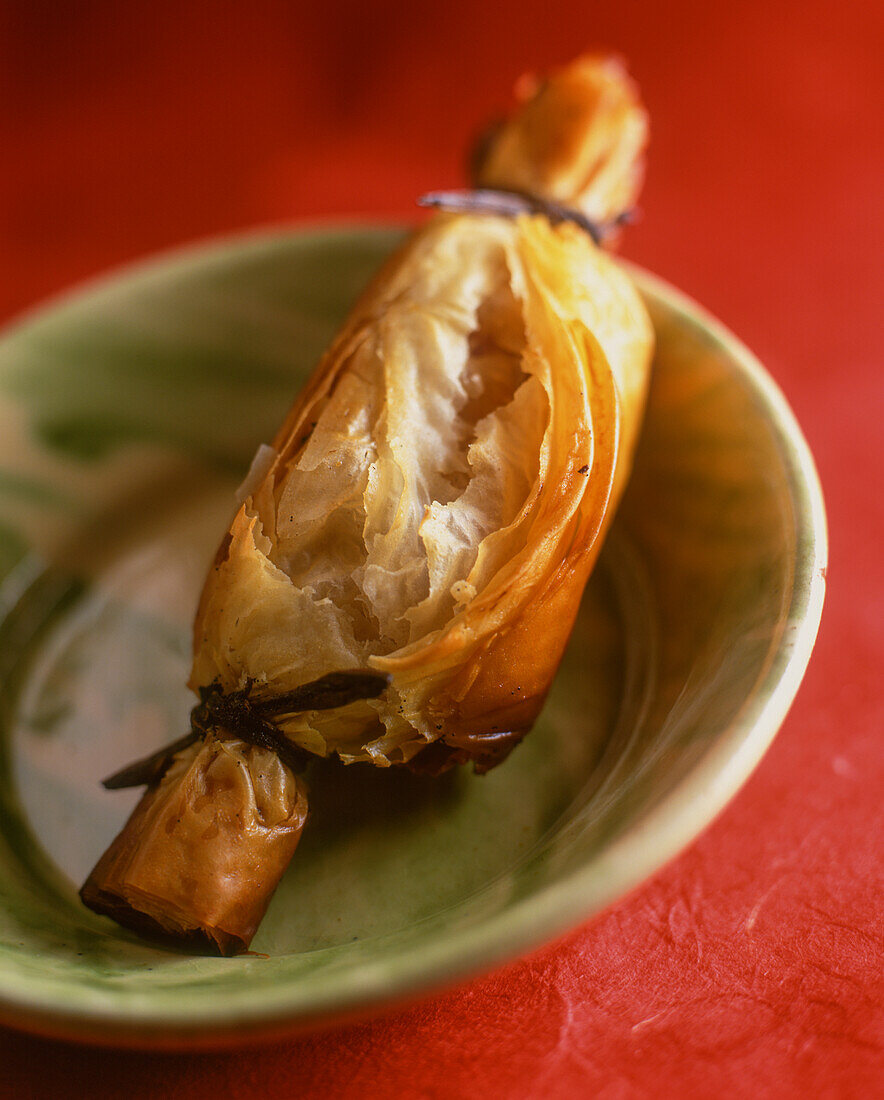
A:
0 228 826 1045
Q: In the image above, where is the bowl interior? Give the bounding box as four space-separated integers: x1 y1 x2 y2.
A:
0 228 824 1043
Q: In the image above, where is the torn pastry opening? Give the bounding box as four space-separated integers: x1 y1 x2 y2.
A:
190 220 558 766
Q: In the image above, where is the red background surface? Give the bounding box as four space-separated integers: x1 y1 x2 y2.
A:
0 1 881 1096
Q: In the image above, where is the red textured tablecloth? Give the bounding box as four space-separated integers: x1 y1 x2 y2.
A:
1 2 881 1096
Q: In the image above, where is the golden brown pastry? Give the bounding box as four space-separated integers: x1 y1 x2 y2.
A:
81 53 654 953
81 741 308 954
473 52 648 229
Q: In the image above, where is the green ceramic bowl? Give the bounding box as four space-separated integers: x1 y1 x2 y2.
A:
0 227 826 1047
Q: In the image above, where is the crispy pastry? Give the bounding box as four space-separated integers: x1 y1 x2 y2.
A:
81 54 654 953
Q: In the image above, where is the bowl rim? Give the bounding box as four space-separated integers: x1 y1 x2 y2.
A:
0 224 827 1047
